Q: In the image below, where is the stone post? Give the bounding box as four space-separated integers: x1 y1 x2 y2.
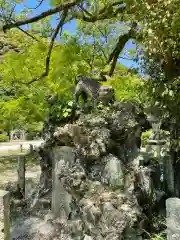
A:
29 144 33 153
52 146 75 219
164 154 174 196
166 198 180 239
17 156 25 198
20 144 23 152
0 190 11 240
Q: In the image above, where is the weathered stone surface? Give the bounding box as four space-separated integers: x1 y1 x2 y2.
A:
84 234 93 240
52 146 75 219
0 190 10 240
166 198 180 240
17 155 25 199
101 154 124 189
24 101 153 239
164 154 174 196
123 227 143 240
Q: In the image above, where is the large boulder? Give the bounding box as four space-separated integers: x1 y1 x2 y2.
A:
28 101 152 239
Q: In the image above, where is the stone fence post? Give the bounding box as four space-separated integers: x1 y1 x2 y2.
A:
166 198 180 239
29 144 34 153
0 190 10 240
20 144 23 152
164 154 174 196
17 156 25 198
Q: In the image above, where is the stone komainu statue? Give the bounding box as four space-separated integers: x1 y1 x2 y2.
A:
73 74 115 108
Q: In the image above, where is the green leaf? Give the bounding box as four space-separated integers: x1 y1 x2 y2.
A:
63 112 69 118
68 101 74 107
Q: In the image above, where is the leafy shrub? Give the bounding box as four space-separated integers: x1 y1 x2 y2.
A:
49 99 74 124
141 129 152 147
0 133 9 142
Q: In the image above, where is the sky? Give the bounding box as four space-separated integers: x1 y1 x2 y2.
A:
15 0 137 69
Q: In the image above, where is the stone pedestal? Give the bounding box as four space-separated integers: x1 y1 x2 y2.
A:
52 146 75 219
0 190 10 240
166 198 180 239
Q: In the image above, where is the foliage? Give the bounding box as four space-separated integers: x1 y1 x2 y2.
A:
0 25 146 133
76 20 134 72
102 73 147 104
0 0 178 134
135 0 180 124
0 133 9 142
49 98 74 124
139 0 180 76
141 129 152 147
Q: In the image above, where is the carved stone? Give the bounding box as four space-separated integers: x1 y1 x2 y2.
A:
52 146 75 218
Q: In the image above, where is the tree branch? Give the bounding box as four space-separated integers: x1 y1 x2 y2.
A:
2 0 79 32
2 1 125 32
8 3 16 20
27 9 68 85
107 22 137 76
77 4 92 16
24 0 45 10
72 4 125 22
99 1 124 15
16 26 40 42
1 2 40 42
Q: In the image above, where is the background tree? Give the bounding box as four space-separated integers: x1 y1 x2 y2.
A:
0 0 179 150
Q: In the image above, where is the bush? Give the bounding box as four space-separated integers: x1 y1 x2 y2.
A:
141 129 152 147
0 133 9 142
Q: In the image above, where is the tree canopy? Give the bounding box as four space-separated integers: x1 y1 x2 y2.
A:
0 0 179 133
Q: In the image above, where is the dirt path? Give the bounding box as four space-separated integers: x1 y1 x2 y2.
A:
0 140 43 157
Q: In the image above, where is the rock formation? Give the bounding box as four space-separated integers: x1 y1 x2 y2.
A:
24 100 156 239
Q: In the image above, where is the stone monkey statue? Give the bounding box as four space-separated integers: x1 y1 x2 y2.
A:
73 74 115 109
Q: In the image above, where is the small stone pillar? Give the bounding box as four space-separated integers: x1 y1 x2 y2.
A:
17 156 25 198
29 144 33 153
20 144 23 152
0 190 11 240
164 154 174 196
52 146 75 219
166 198 180 239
